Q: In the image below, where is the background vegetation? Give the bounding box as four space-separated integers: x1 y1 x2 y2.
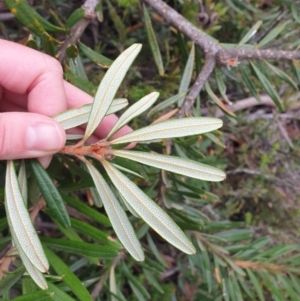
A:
0 0 300 300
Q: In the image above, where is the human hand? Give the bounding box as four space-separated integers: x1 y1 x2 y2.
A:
0 39 133 167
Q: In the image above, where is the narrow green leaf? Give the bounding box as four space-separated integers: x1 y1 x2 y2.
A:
22 12 64 34
96 1 103 22
66 8 85 28
237 21 262 47
264 60 298 90
224 277 236 301
47 282 77 301
79 42 112 68
256 244 297 259
64 70 97 96
289 274 300 295
143 254 166 272
30 160 71 228
6 2 46 35
277 275 299 301
123 264 151 299
69 54 88 80
0 237 10 251
106 0 126 43
250 61 284 111
22 278 36 295
145 233 167 269
258 22 287 48
233 275 244 301
41 237 117 258
107 92 159 139
62 194 111 226
143 269 164 293
41 32 55 57
246 269 265 301
223 257 245 276
214 68 230 104
102 161 196 254
178 44 195 106
291 2 300 23
84 159 144 261
204 132 226 148
176 32 188 64
143 4 164 76
49 216 100 266
292 59 300 85
262 274 284 300
147 91 187 117
84 43 142 142
0 265 25 296
18 160 27 206
4 0 65 36
238 65 261 103
236 272 254 299
249 236 270 250
112 150 225 182
11 291 52 301
5 160 49 273
71 218 120 247
110 117 223 145
43 246 93 301
205 82 236 116
215 229 252 242
53 98 128 130
129 281 147 301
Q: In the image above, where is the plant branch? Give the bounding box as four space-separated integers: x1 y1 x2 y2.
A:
142 0 220 54
178 54 215 117
57 0 100 63
143 0 300 114
217 48 300 65
201 94 300 117
234 260 300 275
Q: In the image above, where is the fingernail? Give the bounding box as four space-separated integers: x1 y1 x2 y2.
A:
38 155 53 169
26 122 65 151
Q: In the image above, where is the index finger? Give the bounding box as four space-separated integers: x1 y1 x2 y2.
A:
0 39 67 116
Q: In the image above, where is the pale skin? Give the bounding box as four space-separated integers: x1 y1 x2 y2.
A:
0 39 133 167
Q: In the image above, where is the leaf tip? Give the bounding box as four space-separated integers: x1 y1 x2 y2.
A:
186 244 196 255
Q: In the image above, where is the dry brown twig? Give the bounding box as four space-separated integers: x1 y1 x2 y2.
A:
143 0 300 117
58 0 100 63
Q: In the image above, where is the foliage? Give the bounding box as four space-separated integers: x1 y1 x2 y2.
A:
0 0 300 300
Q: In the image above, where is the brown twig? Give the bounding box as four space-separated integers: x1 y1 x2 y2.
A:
217 48 300 64
59 140 113 160
57 0 100 63
178 54 215 117
234 259 300 274
143 0 300 115
201 94 300 118
143 0 220 54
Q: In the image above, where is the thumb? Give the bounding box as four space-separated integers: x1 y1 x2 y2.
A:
0 112 66 161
